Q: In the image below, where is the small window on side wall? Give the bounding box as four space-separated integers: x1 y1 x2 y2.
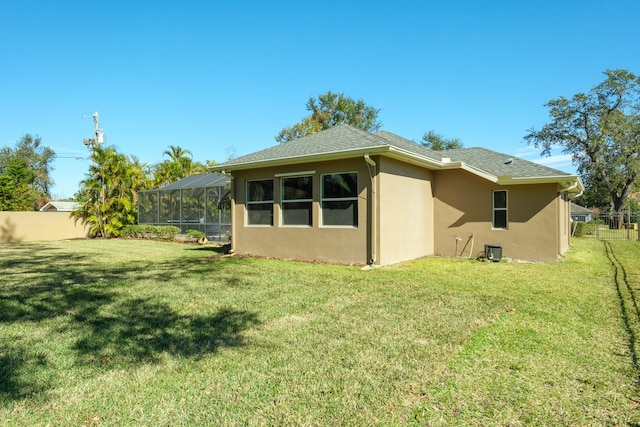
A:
281 176 313 226
321 172 358 227
492 190 507 229
247 179 274 226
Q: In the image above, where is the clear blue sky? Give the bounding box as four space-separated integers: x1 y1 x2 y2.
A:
1 0 638 198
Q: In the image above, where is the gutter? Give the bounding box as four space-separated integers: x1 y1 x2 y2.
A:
558 179 584 198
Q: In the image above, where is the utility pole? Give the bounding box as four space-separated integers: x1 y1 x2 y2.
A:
82 111 107 237
83 111 105 148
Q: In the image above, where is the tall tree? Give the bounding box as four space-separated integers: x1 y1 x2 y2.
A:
0 134 55 209
0 157 37 211
152 145 206 187
420 130 464 150
525 69 640 219
276 91 382 143
164 145 192 164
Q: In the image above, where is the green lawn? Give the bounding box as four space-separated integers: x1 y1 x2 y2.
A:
0 238 638 426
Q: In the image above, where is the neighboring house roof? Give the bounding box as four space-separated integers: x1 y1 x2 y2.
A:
571 203 593 215
212 125 583 194
39 201 79 212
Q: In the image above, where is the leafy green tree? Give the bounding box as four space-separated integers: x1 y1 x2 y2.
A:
0 157 37 211
276 91 382 143
0 134 55 209
525 69 640 219
575 174 610 209
420 130 464 150
73 145 147 238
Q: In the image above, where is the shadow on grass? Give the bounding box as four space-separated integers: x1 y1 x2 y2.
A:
188 243 231 255
72 300 259 363
0 242 259 402
603 241 640 385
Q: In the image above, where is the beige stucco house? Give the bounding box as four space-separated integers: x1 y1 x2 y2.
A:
211 125 583 266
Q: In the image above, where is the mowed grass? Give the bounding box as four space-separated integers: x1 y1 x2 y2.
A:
0 238 638 426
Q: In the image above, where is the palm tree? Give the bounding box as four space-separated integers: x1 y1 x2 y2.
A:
163 145 192 163
163 145 193 179
154 145 209 186
73 146 144 238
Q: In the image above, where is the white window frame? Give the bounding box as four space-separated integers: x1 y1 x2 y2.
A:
246 179 274 227
320 172 358 228
280 175 313 227
492 190 508 230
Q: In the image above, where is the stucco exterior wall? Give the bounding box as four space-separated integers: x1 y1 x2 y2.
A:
433 169 562 262
0 212 88 243
377 157 434 265
230 158 371 265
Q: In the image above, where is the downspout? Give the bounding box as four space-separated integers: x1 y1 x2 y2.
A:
364 154 377 265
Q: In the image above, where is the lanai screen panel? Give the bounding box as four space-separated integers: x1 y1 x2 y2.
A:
138 191 158 224
137 173 231 241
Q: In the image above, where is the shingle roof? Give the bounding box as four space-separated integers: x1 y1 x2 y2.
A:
218 125 392 167
439 147 571 178
213 125 576 182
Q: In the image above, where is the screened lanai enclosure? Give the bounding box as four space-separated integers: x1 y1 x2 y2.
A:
138 173 231 242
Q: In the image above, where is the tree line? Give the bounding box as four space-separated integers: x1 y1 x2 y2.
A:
0 138 212 236
0 135 55 211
